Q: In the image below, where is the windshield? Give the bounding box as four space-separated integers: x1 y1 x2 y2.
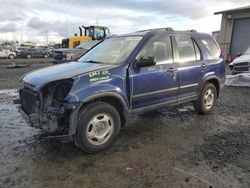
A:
76 40 100 49
243 46 250 55
78 36 142 65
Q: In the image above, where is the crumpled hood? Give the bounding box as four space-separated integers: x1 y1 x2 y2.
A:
230 54 250 65
23 61 114 90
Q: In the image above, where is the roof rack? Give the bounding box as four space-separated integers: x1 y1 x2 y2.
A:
138 27 174 32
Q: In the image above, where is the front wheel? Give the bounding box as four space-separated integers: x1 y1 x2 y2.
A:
75 102 121 153
193 83 217 115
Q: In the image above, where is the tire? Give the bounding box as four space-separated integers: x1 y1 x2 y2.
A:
8 54 15 59
27 54 31 59
44 54 49 58
75 102 121 153
193 83 217 115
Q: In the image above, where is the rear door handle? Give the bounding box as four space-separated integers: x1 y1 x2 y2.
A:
201 63 207 68
167 67 177 73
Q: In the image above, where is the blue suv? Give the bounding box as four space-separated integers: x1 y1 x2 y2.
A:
18 28 225 153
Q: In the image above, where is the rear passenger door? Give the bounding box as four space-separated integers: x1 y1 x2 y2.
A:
172 35 203 102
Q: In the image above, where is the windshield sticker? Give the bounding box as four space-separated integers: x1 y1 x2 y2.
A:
89 70 111 82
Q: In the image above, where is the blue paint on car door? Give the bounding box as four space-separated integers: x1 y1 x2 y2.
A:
172 35 203 101
128 35 179 109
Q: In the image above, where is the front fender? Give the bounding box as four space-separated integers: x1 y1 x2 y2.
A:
66 84 129 135
65 84 129 107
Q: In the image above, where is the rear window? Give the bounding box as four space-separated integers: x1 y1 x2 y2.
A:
201 38 220 59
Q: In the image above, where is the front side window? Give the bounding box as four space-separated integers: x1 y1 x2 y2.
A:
138 35 173 64
175 36 197 62
78 36 142 65
201 38 220 59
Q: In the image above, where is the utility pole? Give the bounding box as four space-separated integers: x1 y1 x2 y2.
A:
21 32 23 43
45 30 48 46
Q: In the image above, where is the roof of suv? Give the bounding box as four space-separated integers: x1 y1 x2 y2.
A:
116 28 212 38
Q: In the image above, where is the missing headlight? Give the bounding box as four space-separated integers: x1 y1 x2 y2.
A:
53 79 74 102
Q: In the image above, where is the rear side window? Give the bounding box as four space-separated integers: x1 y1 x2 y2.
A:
194 41 201 60
201 38 220 59
175 36 198 62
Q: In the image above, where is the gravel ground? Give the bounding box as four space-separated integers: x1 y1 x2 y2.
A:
0 62 249 188
0 59 52 89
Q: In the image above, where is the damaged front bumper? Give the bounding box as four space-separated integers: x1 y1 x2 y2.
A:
18 106 39 127
17 99 76 134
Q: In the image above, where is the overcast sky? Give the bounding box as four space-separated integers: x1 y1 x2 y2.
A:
0 0 249 44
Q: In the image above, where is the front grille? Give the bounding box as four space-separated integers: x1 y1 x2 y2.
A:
20 87 39 114
235 62 249 66
234 62 249 72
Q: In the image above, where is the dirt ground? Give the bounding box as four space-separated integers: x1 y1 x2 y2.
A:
0 58 52 89
0 61 249 188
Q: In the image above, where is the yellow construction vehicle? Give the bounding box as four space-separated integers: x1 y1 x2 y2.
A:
62 25 110 48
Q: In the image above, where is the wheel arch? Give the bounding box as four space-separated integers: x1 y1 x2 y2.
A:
204 78 220 98
69 92 129 135
8 53 15 58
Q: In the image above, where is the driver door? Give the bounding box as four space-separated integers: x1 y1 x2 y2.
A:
129 35 179 110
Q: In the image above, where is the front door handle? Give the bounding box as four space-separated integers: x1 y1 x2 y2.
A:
201 63 207 68
167 67 177 73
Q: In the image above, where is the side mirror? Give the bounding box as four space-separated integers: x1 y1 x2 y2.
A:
136 56 156 68
237 53 242 57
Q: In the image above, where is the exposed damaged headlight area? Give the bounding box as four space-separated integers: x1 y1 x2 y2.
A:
46 79 74 104
19 79 74 133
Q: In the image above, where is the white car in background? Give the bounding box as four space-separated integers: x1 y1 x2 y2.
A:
229 46 250 74
0 47 16 59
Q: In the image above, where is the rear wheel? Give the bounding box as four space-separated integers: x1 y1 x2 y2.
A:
193 83 217 114
75 102 121 153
